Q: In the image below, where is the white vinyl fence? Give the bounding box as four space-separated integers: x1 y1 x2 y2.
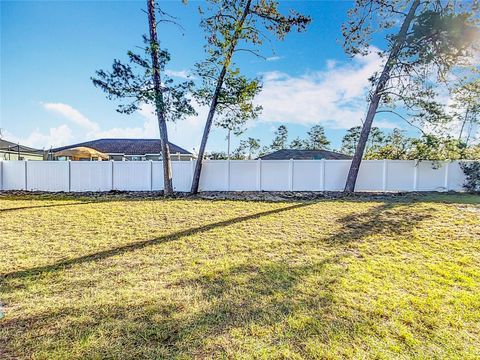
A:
0 159 470 193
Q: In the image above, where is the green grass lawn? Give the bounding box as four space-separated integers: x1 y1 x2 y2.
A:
1 193 479 359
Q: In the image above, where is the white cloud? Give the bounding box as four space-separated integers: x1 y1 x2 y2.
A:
374 120 399 130
137 103 209 152
165 69 194 80
326 59 337 70
32 101 204 151
42 102 99 132
4 124 73 149
256 50 396 129
266 56 282 62
8 51 402 150
90 105 159 140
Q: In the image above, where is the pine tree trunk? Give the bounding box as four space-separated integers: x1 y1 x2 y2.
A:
458 108 469 142
344 0 421 193
190 0 252 194
147 0 173 196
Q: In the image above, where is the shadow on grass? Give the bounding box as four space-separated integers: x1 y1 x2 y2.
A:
2 258 362 358
326 202 436 245
0 201 109 213
2 202 311 280
1 201 443 358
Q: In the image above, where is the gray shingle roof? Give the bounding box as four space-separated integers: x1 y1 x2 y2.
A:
258 149 351 160
0 139 43 154
52 139 192 156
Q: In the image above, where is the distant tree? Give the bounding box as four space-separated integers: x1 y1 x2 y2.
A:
258 145 271 158
342 0 480 192
271 125 289 150
340 128 359 156
306 125 330 150
190 0 311 194
290 137 309 150
231 146 246 160
450 78 480 145
340 126 385 156
407 135 468 161
206 151 228 160
364 128 411 159
465 144 480 160
92 0 196 195
243 137 261 159
231 137 262 159
363 129 480 161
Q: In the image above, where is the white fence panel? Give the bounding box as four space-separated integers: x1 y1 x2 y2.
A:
151 161 164 191
200 160 228 191
229 161 257 191
417 161 447 191
27 161 69 192
172 161 193 192
293 160 323 191
113 162 151 191
356 160 385 191
324 160 350 191
447 161 467 191
261 160 290 191
2 161 26 190
0 159 471 193
70 161 112 192
386 161 416 191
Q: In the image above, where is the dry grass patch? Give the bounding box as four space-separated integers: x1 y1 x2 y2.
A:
1 193 479 359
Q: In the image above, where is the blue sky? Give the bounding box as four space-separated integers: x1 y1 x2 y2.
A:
1 0 407 153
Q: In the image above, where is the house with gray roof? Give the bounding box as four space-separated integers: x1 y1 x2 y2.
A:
51 139 194 161
0 139 44 160
258 149 351 160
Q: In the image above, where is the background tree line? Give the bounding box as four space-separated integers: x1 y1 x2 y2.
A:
206 123 480 161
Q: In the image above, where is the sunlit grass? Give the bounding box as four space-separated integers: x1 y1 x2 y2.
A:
1 193 479 359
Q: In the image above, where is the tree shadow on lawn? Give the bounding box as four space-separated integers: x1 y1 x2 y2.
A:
0 200 112 213
1 201 440 358
2 258 369 359
2 202 312 280
325 202 436 245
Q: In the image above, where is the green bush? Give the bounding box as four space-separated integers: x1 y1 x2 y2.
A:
460 161 480 193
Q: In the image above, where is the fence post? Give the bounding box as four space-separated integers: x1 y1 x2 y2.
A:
289 159 294 191
321 159 325 191
413 160 418 191
24 160 28 190
226 160 231 191
0 161 3 191
111 160 114 191
382 159 388 192
443 161 449 192
190 159 195 191
68 160 71 192
256 159 262 191
150 160 153 191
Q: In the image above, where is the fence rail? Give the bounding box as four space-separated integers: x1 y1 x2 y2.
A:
0 159 470 192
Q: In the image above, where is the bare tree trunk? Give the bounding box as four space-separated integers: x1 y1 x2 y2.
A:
190 0 252 194
147 0 173 196
344 0 420 193
458 108 469 142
